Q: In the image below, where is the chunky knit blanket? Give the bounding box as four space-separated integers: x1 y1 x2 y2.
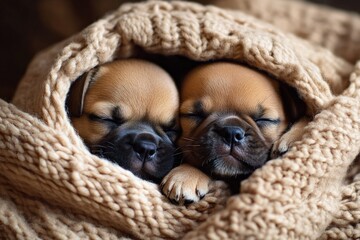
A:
1 0 360 239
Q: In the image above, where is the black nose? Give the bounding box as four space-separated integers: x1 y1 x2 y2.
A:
133 139 157 161
216 126 245 145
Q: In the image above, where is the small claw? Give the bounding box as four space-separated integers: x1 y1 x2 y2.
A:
196 189 204 198
276 145 288 157
166 189 171 197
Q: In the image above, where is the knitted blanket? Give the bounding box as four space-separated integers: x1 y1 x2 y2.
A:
1 0 360 239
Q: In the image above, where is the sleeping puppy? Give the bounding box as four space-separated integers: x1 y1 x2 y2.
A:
66 59 179 183
161 62 306 204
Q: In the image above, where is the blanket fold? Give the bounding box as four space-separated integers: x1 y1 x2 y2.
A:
1 0 360 239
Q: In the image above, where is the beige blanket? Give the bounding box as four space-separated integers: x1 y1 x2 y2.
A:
1 0 360 239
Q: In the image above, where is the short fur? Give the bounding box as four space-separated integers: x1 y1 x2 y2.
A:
161 62 305 204
67 59 180 183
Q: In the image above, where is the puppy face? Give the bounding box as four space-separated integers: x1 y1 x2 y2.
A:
67 59 179 183
179 62 289 179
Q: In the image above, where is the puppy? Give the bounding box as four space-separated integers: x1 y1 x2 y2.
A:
67 59 180 183
161 62 305 204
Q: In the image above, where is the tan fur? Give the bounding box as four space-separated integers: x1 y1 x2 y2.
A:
162 62 299 203
180 63 288 146
271 117 310 157
70 59 179 144
161 163 210 204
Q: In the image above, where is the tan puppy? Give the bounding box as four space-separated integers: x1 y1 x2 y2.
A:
67 59 180 183
161 62 305 204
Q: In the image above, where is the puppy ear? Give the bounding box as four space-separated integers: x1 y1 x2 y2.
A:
66 67 99 117
279 83 307 123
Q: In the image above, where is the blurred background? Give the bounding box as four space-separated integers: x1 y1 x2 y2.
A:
0 0 359 102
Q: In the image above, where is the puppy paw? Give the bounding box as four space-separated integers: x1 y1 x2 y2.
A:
271 118 309 158
271 134 292 158
160 164 210 205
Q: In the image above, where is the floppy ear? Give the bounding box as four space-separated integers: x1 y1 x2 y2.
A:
279 83 307 123
66 67 99 118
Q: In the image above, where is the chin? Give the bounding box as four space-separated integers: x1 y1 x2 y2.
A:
202 154 255 178
90 145 176 184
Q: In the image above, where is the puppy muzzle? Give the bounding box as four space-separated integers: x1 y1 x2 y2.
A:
184 114 270 178
90 122 176 183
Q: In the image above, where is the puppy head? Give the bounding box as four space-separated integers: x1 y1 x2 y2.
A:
179 62 290 179
67 59 179 183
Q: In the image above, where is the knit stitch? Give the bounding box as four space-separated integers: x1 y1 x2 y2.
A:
1 1 360 239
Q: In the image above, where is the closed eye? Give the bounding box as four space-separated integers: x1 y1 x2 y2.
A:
180 113 204 118
254 118 280 127
180 112 206 121
88 114 123 125
180 100 207 122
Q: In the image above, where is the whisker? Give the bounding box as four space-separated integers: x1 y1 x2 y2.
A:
173 146 184 153
91 143 116 151
183 144 201 147
174 149 193 155
172 152 184 157
182 137 196 142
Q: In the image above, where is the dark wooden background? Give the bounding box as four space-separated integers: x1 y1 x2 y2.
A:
0 0 359 102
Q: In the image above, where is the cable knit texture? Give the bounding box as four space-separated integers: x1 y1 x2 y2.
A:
1 0 360 239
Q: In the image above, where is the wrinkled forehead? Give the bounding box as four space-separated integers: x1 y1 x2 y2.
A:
181 64 282 112
84 63 179 122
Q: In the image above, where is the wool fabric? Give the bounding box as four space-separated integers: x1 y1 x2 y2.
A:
1 1 360 239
